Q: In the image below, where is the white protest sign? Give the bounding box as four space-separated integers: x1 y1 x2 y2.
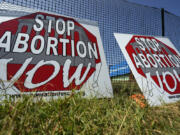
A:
114 33 180 106
0 9 113 99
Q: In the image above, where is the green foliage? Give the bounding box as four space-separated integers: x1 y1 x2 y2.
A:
0 92 180 135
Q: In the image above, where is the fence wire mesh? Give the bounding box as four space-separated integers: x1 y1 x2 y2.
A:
0 0 180 91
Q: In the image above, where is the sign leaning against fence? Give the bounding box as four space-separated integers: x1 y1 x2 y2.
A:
0 9 113 99
114 33 180 106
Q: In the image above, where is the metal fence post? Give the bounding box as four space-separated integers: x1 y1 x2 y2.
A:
161 8 165 36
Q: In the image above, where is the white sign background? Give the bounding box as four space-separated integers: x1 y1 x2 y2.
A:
114 33 180 106
0 5 113 99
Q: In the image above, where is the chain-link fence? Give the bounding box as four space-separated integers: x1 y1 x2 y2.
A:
0 0 180 91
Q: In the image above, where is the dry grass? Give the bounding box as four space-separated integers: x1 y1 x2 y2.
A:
0 88 180 135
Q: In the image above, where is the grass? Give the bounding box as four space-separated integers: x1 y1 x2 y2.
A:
0 85 180 135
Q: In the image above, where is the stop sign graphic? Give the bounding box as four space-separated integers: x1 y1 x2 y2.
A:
115 33 180 106
0 11 113 98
